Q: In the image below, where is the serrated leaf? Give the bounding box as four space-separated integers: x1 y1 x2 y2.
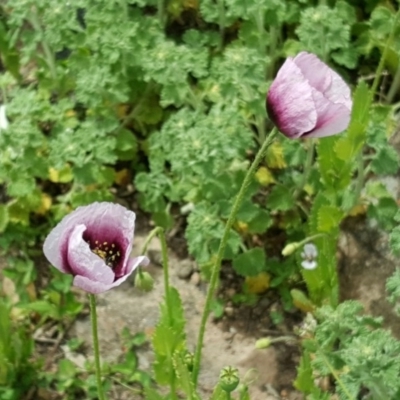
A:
317 205 343 233
347 81 370 150
390 226 400 256
294 351 314 393
173 352 199 398
233 247 266 277
317 136 350 190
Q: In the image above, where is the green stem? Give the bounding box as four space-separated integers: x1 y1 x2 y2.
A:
141 227 173 324
89 294 106 400
293 139 314 200
371 8 400 98
192 127 278 385
386 60 400 104
353 151 364 208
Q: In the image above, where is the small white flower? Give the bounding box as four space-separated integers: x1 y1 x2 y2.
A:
301 243 318 270
0 105 9 131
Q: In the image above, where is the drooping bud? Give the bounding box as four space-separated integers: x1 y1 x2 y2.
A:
255 337 272 349
134 270 154 292
281 242 301 256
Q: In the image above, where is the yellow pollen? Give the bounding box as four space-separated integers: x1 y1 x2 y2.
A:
89 240 121 268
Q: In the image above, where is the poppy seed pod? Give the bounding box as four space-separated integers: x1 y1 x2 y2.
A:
43 202 149 294
267 52 352 139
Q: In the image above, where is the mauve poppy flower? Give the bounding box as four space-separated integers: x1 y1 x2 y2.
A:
267 52 352 139
43 202 149 294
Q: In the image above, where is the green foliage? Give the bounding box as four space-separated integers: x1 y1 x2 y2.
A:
1 0 400 397
296 1 358 67
299 301 400 399
232 247 266 277
0 300 36 400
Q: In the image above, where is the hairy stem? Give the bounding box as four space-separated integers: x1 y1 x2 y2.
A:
89 294 106 400
192 128 278 385
141 227 173 324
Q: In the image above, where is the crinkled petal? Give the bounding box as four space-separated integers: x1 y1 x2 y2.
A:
293 52 333 93
267 58 317 138
67 224 115 284
73 255 149 294
323 70 352 110
43 220 73 274
303 89 351 138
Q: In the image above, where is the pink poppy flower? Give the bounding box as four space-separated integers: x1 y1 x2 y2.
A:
266 52 352 139
43 202 148 294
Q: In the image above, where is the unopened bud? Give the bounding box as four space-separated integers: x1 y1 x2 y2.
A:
255 337 272 349
134 271 154 292
219 366 239 393
281 242 300 256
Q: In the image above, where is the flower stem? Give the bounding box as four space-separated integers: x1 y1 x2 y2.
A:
89 294 106 400
192 127 278 385
141 227 173 324
293 139 314 200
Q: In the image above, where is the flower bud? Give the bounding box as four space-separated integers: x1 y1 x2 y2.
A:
134 271 154 292
219 366 240 393
255 337 272 349
281 242 300 256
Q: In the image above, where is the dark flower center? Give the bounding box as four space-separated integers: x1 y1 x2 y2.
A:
88 240 121 268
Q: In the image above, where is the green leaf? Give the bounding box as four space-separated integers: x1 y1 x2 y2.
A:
18 301 60 320
346 80 371 150
317 205 343 233
317 136 350 190
370 146 399 175
294 351 314 393
233 247 266 277
370 6 395 38
115 129 138 161
368 197 398 230
267 185 295 211
247 208 272 234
